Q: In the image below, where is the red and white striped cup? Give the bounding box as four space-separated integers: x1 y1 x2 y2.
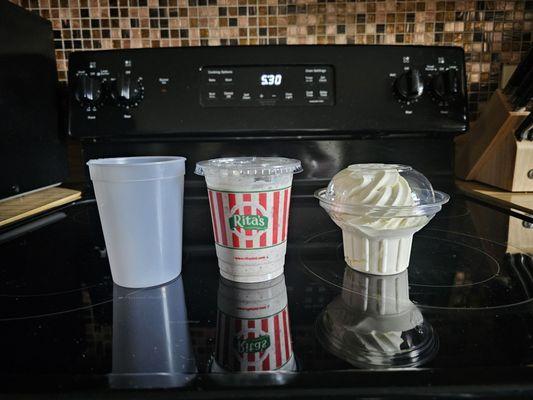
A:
196 157 302 283
213 275 296 372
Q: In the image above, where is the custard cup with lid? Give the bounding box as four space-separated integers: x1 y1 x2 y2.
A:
315 163 449 275
195 157 302 283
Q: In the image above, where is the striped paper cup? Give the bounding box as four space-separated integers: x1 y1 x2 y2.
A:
196 157 302 283
214 275 296 372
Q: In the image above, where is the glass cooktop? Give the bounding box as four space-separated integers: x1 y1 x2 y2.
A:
1 188 533 398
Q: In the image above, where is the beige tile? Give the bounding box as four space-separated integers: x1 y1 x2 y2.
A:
335 35 346 44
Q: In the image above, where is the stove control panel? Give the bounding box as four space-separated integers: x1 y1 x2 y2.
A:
199 65 334 107
387 55 466 117
68 46 468 137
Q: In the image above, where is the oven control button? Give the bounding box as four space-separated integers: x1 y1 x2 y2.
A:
432 68 460 101
74 74 103 107
110 74 144 109
222 90 235 100
394 68 424 100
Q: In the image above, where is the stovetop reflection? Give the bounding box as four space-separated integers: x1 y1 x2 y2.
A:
208 274 298 387
1 195 533 393
110 277 197 388
316 268 438 369
302 230 533 310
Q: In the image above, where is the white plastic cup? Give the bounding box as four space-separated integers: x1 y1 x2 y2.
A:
195 157 302 283
340 226 419 275
87 156 186 288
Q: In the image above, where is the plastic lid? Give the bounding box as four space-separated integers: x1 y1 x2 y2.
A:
315 163 449 218
195 157 303 177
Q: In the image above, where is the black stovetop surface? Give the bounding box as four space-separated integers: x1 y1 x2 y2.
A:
1 184 533 398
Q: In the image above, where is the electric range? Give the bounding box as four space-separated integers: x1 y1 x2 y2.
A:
1 187 533 398
2 45 533 398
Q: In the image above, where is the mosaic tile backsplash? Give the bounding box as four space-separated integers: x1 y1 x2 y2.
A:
11 0 533 118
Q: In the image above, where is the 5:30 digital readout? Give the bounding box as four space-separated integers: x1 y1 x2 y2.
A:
260 73 282 86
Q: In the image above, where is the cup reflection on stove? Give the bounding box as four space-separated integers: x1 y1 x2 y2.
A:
109 276 197 389
316 268 438 369
211 274 297 378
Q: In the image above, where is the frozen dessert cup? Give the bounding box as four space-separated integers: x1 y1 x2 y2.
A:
213 275 296 372
88 156 186 288
195 157 302 283
315 164 449 275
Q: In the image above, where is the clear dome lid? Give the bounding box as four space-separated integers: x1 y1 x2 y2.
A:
315 163 449 218
195 157 303 177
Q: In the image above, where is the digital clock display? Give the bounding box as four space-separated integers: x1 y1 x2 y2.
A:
200 65 334 107
260 73 282 86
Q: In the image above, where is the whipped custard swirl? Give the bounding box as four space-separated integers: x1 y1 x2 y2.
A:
328 164 425 231
328 165 414 207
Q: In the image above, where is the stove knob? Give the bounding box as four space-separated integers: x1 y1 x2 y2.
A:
432 69 460 101
111 74 144 109
394 69 424 101
74 75 102 107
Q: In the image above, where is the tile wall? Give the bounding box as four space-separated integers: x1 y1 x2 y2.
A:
11 0 533 118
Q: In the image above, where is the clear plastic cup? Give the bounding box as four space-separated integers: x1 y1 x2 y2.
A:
88 156 186 288
195 157 302 283
315 163 449 275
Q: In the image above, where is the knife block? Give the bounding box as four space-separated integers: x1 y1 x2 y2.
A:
455 89 532 192
507 215 533 254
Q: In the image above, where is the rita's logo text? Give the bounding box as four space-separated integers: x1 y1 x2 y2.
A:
234 334 271 354
229 214 268 231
